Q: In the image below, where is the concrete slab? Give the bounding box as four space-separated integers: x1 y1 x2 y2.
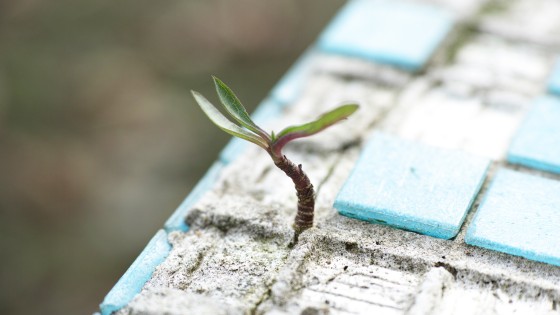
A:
317 0 454 72
122 288 234 315
508 96 560 174
466 168 560 267
130 228 292 314
381 34 553 160
334 132 490 239
258 220 560 314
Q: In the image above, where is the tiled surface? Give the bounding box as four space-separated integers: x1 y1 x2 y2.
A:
164 162 224 232
334 133 490 239
549 58 560 96
100 230 171 315
466 169 560 267
318 0 454 72
380 35 550 160
103 1 560 314
508 96 560 174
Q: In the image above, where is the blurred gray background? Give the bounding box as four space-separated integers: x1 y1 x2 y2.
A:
0 1 344 314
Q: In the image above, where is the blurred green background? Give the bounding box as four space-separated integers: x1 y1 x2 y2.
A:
0 1 344 314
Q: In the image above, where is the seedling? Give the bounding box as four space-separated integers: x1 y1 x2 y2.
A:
192 77 358 236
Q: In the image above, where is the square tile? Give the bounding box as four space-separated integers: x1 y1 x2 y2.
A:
508 96 560 174
548 57 560 96
465 169 560 267
317 0 454 72
334 133 489 239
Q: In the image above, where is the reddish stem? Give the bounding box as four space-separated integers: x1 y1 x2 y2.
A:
273 154 315 235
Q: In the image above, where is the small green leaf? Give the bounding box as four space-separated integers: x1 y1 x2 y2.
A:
212 76 270 140
192 90 268 149
271 104 358 155
277 104 359 139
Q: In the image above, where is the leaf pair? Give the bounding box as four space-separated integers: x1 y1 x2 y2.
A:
192 76 358 157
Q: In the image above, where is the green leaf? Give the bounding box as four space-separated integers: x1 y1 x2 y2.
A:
192 90 268 149
212 76 270 140
271 104 358 155
277 104 359 139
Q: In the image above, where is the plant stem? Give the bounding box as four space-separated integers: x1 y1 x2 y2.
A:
273 155 315 235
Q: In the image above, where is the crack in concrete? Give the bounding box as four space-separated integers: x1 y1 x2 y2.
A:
250 287 272 315
306 287 403 310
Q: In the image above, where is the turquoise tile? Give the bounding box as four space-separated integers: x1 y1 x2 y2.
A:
270 47 317 105
317 0 454 72
219 98 283 164
508 96 560 174
334 133 489 239
100 229 171 315
164 162 224 232
548 57 560 96
465 169 560 267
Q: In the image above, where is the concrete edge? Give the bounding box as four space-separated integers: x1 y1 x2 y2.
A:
99 229 171 315
164 161 225 232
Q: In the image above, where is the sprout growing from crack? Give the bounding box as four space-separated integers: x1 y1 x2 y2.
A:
192 76 358 237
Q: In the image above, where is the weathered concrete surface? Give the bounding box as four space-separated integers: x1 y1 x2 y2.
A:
115 0 560 314
121 288 236 315
119 205 560 314
381 34 555 160
406 267 454 315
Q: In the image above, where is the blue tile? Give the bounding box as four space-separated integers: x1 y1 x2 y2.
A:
100 229 171 315
334 133 489 239
219 98 283 164
548 57 560 96
508 96 560 174
465 169 560 267
164 162 224 232
317 0 454 72
270 47 317 105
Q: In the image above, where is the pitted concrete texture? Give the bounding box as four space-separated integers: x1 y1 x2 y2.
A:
126 227 292 314
121 288 236 315
113 0 560 314
118 209 560 314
